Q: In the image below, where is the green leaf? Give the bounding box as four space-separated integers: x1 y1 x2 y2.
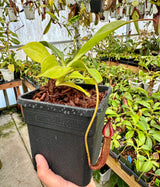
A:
8 64 14 72
9 30 18 37
69 20 144 65
155 169 160 176
114 140 120 148
56 81 90 97
150 120 160 130
122 120 132 128
151 92 160 100
87 68 102 83
69 60 87 71
137 155 147 161
141 108 150 117
43 19 52 35
136 159 145 172
135 87 148 96
40 66 73 79
132 114 139 124
40 41 64 61
84 77 95 84
20 42 50 63
105 108 117 116
10 37 20 45
41 55 58 74
49 0 54 6
126 138 134 146
153 102 160 110
146 137 152 150
64 71 85 81
131 9 140 34
136 100 150 108
123 92 132 100
137 116 149 131
142 161 153 173
141 145 151 151
46 11 58 21
137 121 148 131
152 161 159 167
125 130 134 139
152 132 160 142
137 130 146 145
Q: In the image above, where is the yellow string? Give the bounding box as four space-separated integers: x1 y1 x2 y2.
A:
84 82 99 166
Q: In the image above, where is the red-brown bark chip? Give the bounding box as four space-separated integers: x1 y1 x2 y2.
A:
32 84 107 108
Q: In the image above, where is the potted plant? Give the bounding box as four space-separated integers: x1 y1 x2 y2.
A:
93 164 112 184
18 19 148 186
90 0 104 13
23 1 36 20
0 19 20 81
0 0 5 18
104 67 160 186
5 0 19 21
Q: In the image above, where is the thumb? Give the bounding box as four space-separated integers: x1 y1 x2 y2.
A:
35 154 78 187
35 154 57 186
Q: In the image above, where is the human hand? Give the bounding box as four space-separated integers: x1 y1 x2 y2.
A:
35 154 96 187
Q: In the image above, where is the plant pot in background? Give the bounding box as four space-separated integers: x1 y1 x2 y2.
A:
18 84 112 186
90 0 103 13
143 79 151 91
0 68 14 82
7 7 17 21
99 164 112 185
0 7 3 18
152 77 160 93
23 4 35 20
129 78 143 88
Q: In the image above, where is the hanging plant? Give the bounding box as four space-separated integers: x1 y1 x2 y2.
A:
23 1 36 20
6 0 19 21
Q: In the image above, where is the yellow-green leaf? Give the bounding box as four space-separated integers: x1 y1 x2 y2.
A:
68 20 136 64
64 71 85 81
87 68 102 83
40 41 64 61
84 77 95 84
69 60 87 71
49 0 54 6
8 64 14 72
46 11 58 21
39 66 73 79
43 19 52 35
56 81 90 97
41 55 58 74
132 9 140 34
20 42 50 63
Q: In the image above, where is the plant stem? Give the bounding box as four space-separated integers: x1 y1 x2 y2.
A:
6 22 10 65
84 81 99 168
48 78 54 95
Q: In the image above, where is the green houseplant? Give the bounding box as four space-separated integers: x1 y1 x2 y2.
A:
18 19 149 186
0 19 21 81
104 65 160 186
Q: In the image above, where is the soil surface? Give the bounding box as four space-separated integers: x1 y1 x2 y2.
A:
32 82 107 108
121 148 137 164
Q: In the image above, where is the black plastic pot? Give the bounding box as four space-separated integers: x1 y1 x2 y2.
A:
100 56 109 61
18 84 112 186
119 160 149 187
109 150 120 160
90 0 103 13
14 71 20 79
119 58 139 67
0 78 4 84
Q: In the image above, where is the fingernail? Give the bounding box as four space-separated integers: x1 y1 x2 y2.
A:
35 154 41 166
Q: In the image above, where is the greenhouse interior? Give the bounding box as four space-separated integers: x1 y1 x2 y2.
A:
0 0 160 187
